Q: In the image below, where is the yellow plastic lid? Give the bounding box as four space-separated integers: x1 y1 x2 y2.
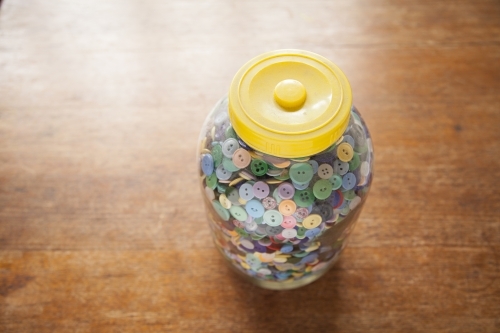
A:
228 49 353 158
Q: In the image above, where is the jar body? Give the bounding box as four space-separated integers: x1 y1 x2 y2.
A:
198 96 373 290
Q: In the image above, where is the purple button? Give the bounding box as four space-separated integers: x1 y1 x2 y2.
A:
277 182 295 199
253 181 270 199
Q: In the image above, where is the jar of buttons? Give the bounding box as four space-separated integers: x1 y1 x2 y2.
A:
197 50 373 290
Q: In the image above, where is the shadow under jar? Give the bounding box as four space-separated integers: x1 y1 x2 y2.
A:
197 50 373 290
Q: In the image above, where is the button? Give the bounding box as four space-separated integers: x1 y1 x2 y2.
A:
337 142 354 162
240 238 254 250
293 207 309 220
327 190 344 209
211 144 223 167
342 135 355 148
232 148 251 169
312 179 333 200
281 244 294 253
293 188 315 208
289 163 314 184
333 160 349 175
279 199 297 216
360 161 370 177
265 225 284 236
253 181 270 199
225 126 237 139
263 210 283 226
342 172 356 190
312 203 333 221
281 215 297 229
205 173 218 189
222 157 240 172
222 138 239 158
349 196 362 210
282 228 297 239
348 153 360 171
200 154 214 176
317 163 334 179
215 164 232 180
342 189 356 200
245 199 265 218
219 193 232 209
212 200 230 221
204 186 215 201
250 159 268 176
277 182 295 199
274 169 290 181
302 214 322 229
305 228 321 239
296 226 308 238
308 160 319 174
229 205 248 221
292 181 309 190
262 196 277 210
238 183 255 201
225 187 241 205
329 174 343 190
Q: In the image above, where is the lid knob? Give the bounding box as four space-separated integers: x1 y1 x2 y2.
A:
274 79 306 110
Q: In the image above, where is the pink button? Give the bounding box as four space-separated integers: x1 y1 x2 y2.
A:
277 182 295 199
281 215 297 229
253 181 270 199
232 148 251 168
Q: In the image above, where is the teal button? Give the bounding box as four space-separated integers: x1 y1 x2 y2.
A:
289 163 313 184
212 200 229 221
293 188 315 207
222 157 240 172
206 173 217 189
328 174 343 190
230 205 248 221
296 226 307 238
211 144 223 167
348 153 360 171
250 159 268 176
216 183 227 193
313 179 333 200
263 210 283 226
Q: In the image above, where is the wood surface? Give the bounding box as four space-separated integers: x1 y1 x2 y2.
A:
1 0 499 332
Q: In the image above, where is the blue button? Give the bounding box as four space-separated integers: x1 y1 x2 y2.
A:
308 160 319 174
215 164 232 180
238 183 255 201
281 244 294 253
342 172 357 190
201 154 214 176
305 228 321 239
333 160 349 175
222 138 239 158
245 199 265 218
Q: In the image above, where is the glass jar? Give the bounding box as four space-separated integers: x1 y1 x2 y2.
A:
197 50 373 290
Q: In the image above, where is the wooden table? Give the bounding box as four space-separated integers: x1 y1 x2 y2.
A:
1 0 499 332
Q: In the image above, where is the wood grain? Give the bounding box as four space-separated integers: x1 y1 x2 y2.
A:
1 0 499 332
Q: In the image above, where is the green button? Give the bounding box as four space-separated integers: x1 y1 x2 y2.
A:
313 179 333 200
211 144 223 167
222 157 240 172
296 226 307 237
225 126 237 139
348 153 360 171
225 187 240 204
293 188 315 207
274 169 290 181
230 205 248 221
251 159 268 176
342 189 356 200
263 210 283 226
289 163 313 184
329 174 343 190
206 173 217 189
216 183 227 193
212 200 229 221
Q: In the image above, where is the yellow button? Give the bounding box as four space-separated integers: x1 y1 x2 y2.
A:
302 214 322 229
337 142 354 162
274 79 307 109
